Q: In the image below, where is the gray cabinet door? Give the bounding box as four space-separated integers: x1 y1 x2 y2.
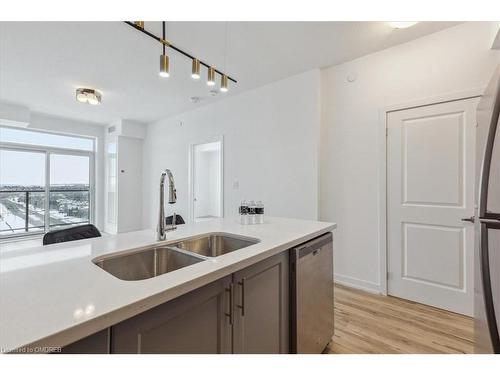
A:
232 252 289 353
59 328 111 354
112 276 232 353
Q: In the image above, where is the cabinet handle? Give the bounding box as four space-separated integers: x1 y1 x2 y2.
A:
237 278 246 316
225 283 234 325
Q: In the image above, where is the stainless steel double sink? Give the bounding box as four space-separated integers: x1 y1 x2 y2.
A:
93 233 259 281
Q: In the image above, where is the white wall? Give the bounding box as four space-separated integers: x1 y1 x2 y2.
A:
320 22 500 293
27 112 106 230
143 69 320 228
103 120 146 234
116 136 143 233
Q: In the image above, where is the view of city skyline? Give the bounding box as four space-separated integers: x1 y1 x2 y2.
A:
0 184 90 235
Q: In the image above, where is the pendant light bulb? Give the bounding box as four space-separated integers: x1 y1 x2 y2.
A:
207 67 216 86
191 59 201 79
159 54 170 78
220 75 229 92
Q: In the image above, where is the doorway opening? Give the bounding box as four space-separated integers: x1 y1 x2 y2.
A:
189 138 223 223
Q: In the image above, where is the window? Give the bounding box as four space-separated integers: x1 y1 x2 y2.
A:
0 149 46 234
0 127 94 151
0 126 95 239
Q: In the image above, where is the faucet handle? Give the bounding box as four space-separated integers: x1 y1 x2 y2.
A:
169 188 177 204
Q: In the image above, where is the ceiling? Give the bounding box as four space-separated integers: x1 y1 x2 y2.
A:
0 21 461 125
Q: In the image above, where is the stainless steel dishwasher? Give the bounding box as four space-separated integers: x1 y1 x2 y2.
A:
290 232 334 353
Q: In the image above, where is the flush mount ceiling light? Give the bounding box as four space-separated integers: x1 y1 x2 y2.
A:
76 88 101 105
388 21 419 29
125 21 237 89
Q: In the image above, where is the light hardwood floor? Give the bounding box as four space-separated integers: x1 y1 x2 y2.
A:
324 284 474 354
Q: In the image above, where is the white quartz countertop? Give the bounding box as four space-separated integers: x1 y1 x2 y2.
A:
0 216 336 352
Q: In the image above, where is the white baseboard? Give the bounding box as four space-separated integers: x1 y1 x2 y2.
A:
334 273 381 295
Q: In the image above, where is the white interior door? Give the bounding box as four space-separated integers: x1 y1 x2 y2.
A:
387 97 479 316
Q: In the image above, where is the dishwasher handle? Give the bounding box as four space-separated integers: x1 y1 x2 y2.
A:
293 232 332 259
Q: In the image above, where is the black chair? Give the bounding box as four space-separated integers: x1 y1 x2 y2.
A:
166 214 185 225
43 224 102 245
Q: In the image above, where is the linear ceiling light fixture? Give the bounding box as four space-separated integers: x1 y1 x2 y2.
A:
124 21 237 88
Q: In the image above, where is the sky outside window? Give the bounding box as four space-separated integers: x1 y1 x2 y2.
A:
0 127 94 151
50 154 90 187
0 149 45 186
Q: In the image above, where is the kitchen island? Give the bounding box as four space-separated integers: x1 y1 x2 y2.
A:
0 217 335 353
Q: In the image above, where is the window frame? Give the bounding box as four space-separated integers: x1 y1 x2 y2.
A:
0 136 96 240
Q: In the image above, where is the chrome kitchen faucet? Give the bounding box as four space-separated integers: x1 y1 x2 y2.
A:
157 169 177 241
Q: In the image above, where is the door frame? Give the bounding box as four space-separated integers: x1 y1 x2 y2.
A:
378 87 485 295
188 135 224 224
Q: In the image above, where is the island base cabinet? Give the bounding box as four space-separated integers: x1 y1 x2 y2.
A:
111 276 232 354
59 329 111 354
232 252 289 354
62 252 290 354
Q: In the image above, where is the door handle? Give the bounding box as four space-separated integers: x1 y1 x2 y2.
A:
480 224 500 352
478 85 500 217
237 278 246 316
225 283 234 325
461 216 475 223
479 217 500 229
